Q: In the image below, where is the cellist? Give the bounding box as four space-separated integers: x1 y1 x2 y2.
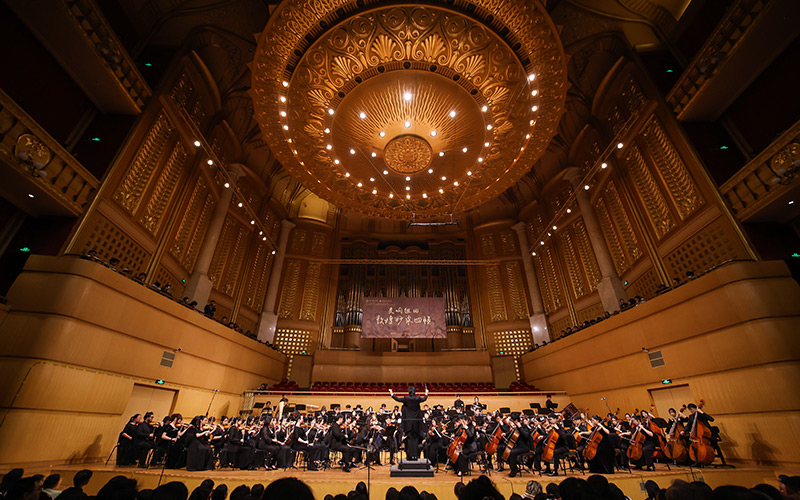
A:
629 415 656 471
542 413 569 477
579 415 615 473
507 416 533 477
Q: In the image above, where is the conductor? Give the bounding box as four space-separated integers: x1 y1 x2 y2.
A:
389 385 429 460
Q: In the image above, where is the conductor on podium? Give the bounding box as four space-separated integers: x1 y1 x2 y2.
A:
390 385 429 460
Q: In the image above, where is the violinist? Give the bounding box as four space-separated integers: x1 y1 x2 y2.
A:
159 413 189 469
384 408 401 465
185 415 213 471
133 412 156 468
422 419 445 468
209 416 227 464
257 418 280 470
629 415 656 471
365 414 384 466
453 394 464 410
331 415 355 472
507 416 533 478
579 415 615 474
293 418 320 471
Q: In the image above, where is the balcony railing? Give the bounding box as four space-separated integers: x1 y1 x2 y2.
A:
0 89 100 214
63 0 151 111
719 120 800 220
667 0 769 118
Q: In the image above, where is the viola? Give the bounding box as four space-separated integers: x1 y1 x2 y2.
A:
485 424 504 455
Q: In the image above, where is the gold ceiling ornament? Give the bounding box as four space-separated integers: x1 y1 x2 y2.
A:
252 0 567 219
384 135 433 174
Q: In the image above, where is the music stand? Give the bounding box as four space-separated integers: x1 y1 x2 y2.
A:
499 407 511 414
522 409 535 416
331 403 341 410
531 403 542 415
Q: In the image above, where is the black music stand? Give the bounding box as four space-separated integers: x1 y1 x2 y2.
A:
530 403 542 415
499 407 511 414
522 409 535 416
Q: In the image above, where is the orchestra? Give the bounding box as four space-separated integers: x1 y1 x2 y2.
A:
115 392 726 477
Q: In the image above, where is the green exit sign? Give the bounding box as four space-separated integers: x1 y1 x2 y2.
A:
661 379 672 385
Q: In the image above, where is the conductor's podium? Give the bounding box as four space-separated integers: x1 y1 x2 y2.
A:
390 459 435 477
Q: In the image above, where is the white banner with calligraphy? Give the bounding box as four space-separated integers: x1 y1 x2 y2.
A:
361 297 447 338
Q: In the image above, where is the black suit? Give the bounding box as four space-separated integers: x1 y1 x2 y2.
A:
391 392 428 460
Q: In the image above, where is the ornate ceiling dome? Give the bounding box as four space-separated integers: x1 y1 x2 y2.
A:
252 0 567 220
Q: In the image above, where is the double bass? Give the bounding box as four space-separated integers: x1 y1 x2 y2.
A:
687 401 715 465
663 408 688 462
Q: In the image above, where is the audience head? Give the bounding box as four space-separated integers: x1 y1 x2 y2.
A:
250 484 264 499
397 486 420 500
152 482 188 500
1 469 25 495
751 484 781 500
262 478 313 500
6 477 41 500
229 485 250 500
664 480 710 500
211 485 228 500
386 487 399 500
523 480 542 499
459 476 502 500
780 476 800 500
73 470 93 489
645 480 661 499
711 485 761 500
188 488 211 500
42 475 60 491
545 482 561 499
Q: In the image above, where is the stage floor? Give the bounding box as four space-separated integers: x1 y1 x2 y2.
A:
37 463 792 499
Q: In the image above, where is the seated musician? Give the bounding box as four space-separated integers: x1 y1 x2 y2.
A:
629 415 656 471
682 403 726 465
543 413 569 476
507 416 533 477
133 412 156 468
453 394 464 410
257 419 280 470
452 415 478 477
578 415 615 474
422 419 445 468
330 415 355 472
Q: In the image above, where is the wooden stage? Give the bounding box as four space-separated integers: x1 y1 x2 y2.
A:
40 463 791 499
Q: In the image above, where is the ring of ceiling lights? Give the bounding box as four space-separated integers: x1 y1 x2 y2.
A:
252 0 567 219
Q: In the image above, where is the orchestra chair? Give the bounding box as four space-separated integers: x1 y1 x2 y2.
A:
558 449 585 475
614 449 632 473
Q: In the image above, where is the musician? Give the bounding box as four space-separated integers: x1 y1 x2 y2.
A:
384 409 401 465
453 395 464 410
543 414 569 476
389 385 429 460
209 417 228 464
579 415 615 474
507 416 533 477
185 416 213 471
545 395 558 412
452 416 478 477
629 415 656 471
257 419 280 470
331 415 356 472
133 412 156 468
293 418 320 471
491 414 511 471
422 419 445 468
116 414 141 466
682 403 726 465
158 413 188 469
472 397 484 416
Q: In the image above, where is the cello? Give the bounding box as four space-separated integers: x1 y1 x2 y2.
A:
485 422 504 455
446 425 467 463
541 422 560 462
645 409 668 460
501 425 520 461
626 422 645 461
687 401 715 465
582 423 604 460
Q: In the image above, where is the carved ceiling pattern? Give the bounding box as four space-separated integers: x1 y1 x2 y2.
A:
252 0 567 219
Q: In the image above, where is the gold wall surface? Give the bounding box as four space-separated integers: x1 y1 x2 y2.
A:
0 256 285 468
521 260 800 465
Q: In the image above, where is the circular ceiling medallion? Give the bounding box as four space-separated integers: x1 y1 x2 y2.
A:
252 0 567 219
384 135 433 174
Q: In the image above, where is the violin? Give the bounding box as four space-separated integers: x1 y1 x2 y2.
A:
687 400 715 465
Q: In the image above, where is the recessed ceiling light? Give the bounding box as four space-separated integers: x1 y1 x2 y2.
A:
405 176 411 181
250 220 255 225
462 147 468 153
584 184 590 190
293 149 297 154
288 139 292 143
528 74 536 81
372 189 377 194
430 130 437 137
350 149 356 154
531 106 538 112
531 90 538 96
259 231 263 235
617 142 624 149
532 252 536 256
357 182 363 187
525 134 530 139
428 168 434 174
27 193 34 198
403 92 412 101
404 121 411 128
478 157 483 162
379 131 386 137
438 152 445 157
283 125 289 130
422 193 427 198
449 110 456 118
271 250 276 255
282 80 289 87
359 112 367 119
344 172 350 177
540 241 545 245
441 176 447 181
481 105 488 112
566 208 571 213
193 140 201 147
224 182 230 188
530 120 535 125
207 159 213 165
280 96 286 102
406 194 411 199
439 188 444 193
238 202 243 207
280 111 286 117
486 124 493 130
326 144 332 150
453 181 459 186
484 142 490 147
334 159 340 164
389 193 394 199
467 171 472 176
371 152 377 157
383 170 389 175
552 225 558 230
520 147 525 151
328 108 335 115
601 162 608 169
324 128 330 134
789 200 795 205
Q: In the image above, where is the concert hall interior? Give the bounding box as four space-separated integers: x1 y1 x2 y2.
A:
1 0 799 497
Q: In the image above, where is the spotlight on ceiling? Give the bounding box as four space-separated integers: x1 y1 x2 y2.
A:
528 74 536 81
430 130 437 137
428 168 434 174
404 121 411 128
617 142 624 149
462 147 468 153
324 128 330 134
481 105 488 112
371 152 377 157
328 108 334 115
359 112 367 119
207 159 213 165
531 90 538 96
467 171 472 176
224 182 230 188
193 140 201 147
280 96 286 102
405 176 411 181
438 152 445 157
601 162 608 169
403 92 412 101
486 124 493 130
383 170 389 175
379 131 386 137
449 110 456 118
478 157 484 163
282 80 289 87
350 149 356 155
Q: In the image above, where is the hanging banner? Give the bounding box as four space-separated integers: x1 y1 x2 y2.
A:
361 297 447 338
